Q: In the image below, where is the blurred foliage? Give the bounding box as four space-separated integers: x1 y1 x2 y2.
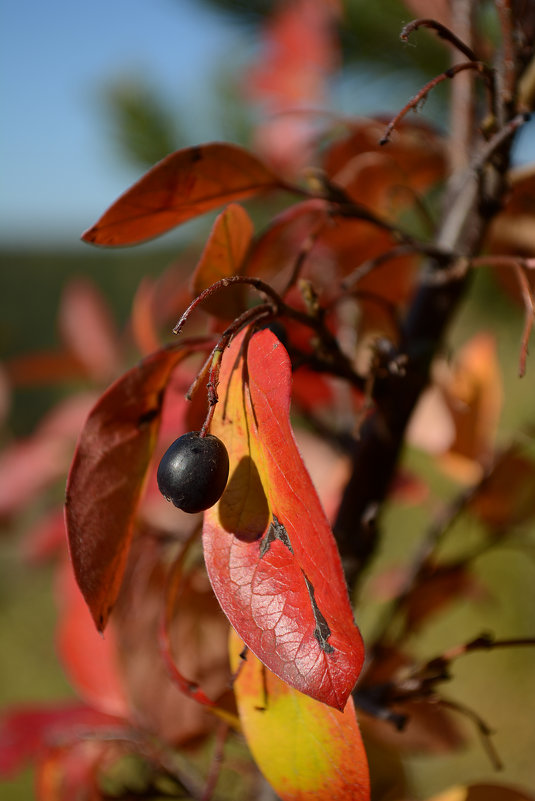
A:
100 77 184 168
1 1 534 799
199 0 451 74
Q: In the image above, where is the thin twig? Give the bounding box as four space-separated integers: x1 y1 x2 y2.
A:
439 633 535 662
439 696 503 770
282 217 329 296
173 276 281 335
201 722 230 801
401 18 479 61
370 481 481 647
340 243 454 292
380 62 494 145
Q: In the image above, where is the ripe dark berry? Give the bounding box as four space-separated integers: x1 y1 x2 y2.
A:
157 431 229 514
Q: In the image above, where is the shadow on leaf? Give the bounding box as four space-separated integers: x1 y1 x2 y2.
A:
218 455 269 542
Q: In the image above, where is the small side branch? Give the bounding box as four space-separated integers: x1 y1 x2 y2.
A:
401 18 479 62
380 61 494 145
439 697 503 770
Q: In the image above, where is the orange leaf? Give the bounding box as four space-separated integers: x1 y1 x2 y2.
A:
203 329 364 709
437 333 503 482
323 118 446 218
65 345 197 631
190 203 254 319
82 143 283 246
229 628 369 801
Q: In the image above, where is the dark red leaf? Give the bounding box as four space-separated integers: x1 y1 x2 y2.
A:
115 535 236 745
82 143 284 247
65 345 198 631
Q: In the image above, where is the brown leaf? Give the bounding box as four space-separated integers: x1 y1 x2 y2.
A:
115 535 234 745
470 446 535 532
403 561 487 633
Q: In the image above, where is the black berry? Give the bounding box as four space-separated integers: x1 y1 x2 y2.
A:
157 431 229 514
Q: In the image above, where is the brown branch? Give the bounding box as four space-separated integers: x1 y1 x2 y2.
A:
370 482 480 646
334 103 529 593
495 0 516 112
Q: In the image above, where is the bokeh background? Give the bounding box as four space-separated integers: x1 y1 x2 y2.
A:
1 1 535 799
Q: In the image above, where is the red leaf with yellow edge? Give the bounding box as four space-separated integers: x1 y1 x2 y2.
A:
229 628 370 801
65 344 204 631
203 329 364 710
82 143 284 247
191 203 254 320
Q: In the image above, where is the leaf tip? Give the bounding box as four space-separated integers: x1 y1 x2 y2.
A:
81 225 99 244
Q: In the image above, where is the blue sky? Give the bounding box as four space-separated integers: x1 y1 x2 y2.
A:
1 0 243 246
2 1 533 248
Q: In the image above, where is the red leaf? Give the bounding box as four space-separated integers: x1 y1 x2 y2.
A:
56 559 129 718
0 394 96 519
247 0 342 174
35 740 107 801
21 508 67 563
65 345 197 631
203 329 364 710
59 278 122 382
0 703 124 778
82 143 284 247
248 0 340 110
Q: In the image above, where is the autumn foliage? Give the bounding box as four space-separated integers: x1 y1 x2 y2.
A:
2 2 535 800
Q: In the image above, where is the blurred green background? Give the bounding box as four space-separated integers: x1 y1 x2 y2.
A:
1 1 534 799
